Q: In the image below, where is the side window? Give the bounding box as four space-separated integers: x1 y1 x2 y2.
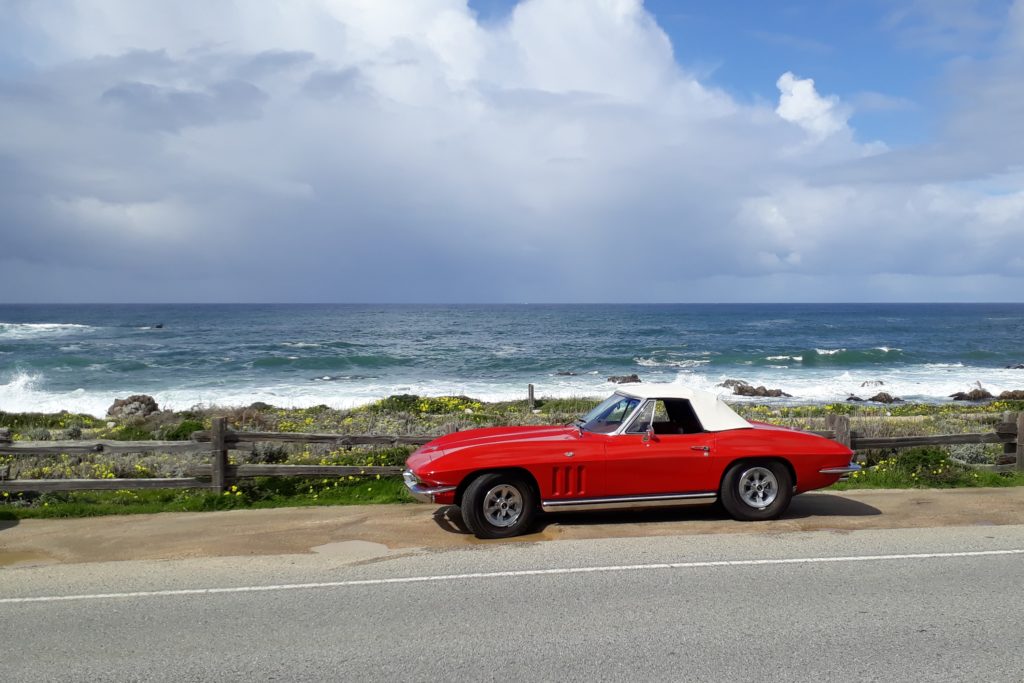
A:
663 399 705 434
626 401 654 433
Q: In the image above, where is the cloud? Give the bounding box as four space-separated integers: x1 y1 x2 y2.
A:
882 0 1007 52
775 71 850 142
0 0 1022 303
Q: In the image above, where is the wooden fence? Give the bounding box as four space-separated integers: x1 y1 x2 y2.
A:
819 412 1024 474
0 413 1021 494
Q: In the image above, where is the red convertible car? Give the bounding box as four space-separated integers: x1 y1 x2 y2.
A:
403 386 859 539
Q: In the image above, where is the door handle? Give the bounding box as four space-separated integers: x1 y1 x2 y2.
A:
690 445 710 454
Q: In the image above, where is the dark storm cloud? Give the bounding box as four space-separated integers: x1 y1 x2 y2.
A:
100 79 268 131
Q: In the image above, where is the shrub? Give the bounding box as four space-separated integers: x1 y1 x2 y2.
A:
365 394 421 413
26 427 52 441
108 425 154 441
161 419 206 441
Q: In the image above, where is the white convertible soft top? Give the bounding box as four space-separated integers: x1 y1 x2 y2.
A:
615 384 752 432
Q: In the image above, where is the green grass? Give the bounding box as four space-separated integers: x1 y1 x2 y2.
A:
0 477 411 520
830 447 1024 490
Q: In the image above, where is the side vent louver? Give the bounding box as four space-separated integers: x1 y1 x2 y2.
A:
551 465 586 497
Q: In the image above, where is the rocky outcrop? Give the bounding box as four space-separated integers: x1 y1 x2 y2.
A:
555 371 577 376
846 395 865 402
867 392 903 404
608 374 641 384
717 379 791 398
106 394 160 419
998 389 1024 400
734 384 792 398
949 388 994 401
860 380 885 388
1006 364 1024 369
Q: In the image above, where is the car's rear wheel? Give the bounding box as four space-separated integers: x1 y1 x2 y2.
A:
720 460 792 521
460 472 536 539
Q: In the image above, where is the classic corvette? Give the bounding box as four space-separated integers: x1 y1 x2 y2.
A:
403 385 859 539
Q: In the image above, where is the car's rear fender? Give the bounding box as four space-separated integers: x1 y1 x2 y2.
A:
455 467 542 508
718 456 797 492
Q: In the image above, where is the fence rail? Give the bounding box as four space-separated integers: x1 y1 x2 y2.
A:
0 411 1021 493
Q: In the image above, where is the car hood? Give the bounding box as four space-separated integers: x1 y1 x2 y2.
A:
424 425 579 454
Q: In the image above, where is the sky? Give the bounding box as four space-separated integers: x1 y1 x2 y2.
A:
1 0 1023 303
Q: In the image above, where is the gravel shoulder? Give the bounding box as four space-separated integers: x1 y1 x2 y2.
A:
3 487 1024 568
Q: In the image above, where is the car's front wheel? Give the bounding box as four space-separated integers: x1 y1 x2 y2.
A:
720 460 793 521
460 472 536 539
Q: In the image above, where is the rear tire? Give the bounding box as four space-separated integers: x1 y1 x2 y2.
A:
461 472 536 539
720 460 792 521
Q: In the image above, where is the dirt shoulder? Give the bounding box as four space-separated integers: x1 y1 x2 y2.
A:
3 487 1024 567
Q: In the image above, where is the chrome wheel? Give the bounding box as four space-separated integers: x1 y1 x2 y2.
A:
482 484 523 527
738 466 778 509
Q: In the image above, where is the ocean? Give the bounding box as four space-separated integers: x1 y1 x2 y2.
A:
1 303 1023 417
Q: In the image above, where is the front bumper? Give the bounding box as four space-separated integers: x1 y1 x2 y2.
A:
403 470 456 504
819 463 862 480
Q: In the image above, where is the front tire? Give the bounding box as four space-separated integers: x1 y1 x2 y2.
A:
720 460 792 521
460 472 536 539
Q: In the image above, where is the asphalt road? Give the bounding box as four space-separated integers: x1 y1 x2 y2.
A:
3 524 1024 682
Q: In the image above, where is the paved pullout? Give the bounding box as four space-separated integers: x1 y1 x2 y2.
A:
3 487 1024 567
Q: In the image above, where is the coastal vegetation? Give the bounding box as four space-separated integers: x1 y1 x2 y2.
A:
1 394 1022 518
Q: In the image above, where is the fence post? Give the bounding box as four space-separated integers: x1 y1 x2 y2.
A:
0 428 9 480
826 414 852 450
527 384 535 409
1017 413 1024 473
210 417 228 492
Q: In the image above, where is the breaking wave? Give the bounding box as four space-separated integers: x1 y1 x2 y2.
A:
0 322 95 339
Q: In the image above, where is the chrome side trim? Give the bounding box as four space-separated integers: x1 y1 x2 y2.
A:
541 492 717 513
403 470 456 504
819 464 862 475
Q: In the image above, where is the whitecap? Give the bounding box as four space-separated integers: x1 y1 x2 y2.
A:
815 348 845 355
0 322 95 339
635 357 709 369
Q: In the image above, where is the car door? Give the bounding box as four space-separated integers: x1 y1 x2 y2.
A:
603 399 719 496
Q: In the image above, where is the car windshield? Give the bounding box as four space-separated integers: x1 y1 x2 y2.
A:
578 393 641 434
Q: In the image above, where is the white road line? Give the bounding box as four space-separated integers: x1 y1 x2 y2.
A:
2 548 1022 605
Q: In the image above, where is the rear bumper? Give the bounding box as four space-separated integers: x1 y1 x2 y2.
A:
819 463 861 480
403 470 456 504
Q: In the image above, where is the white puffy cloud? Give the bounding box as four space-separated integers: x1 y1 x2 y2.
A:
0 0 1022 303
775 71 849 142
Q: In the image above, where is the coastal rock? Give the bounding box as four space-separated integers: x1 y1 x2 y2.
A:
998 390 1024 400
867 392 903 404
732 384 792 398
846 395 865 402
555 371 577 376
860 380 885 388
949 388 994 401
718 379 751 390
1006 364 1024 369
106 394 160 419
608 374 641 384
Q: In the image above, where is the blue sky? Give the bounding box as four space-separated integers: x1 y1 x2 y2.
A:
1 0 1023 303
473 0 1009 144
